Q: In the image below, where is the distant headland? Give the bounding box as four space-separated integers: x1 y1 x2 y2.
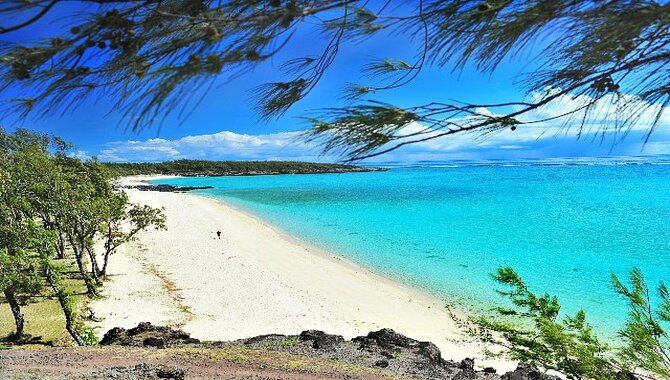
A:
103 159 387 177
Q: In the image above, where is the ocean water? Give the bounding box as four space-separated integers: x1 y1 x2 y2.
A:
153 160 670 337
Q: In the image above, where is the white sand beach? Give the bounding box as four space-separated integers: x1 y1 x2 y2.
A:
91 175 512 371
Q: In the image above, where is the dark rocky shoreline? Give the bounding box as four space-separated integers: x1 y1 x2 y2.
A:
96 322 560 380
120 184 214 193
117 165 387 193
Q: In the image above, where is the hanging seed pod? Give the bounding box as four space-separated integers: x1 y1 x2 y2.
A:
15 69 30 80
279 15 294 28
205 54 223 73
478 2 491 11
187 54 202 66
225 51 242 62
245 50 260 61
76 66 91 75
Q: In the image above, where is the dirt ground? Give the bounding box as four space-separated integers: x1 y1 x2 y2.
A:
0 346 396 379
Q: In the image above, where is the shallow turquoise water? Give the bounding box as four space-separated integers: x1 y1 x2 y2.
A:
154 161 670 336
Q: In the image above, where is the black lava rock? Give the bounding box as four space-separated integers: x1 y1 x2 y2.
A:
299 330 344 350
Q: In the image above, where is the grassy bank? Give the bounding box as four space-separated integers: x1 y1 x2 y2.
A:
0 262 90 346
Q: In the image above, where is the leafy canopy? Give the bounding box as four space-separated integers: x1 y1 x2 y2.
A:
0 127 165 344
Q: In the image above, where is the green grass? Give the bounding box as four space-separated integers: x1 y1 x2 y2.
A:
0 267 90 346
167 346 393 377
279 336 299 348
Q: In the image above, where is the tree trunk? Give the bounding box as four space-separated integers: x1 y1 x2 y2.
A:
101 237 115 279
3 288 25 341
101 249 111 279
72 243 97 297
56 232 67 259
44 268 85 346
86 246 103 286
100 225 113 278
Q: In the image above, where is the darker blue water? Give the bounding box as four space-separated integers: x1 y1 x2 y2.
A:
154 160 670 336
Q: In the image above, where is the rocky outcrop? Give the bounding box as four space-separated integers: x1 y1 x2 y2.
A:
354 328 418 349
98 323 572 380
501 363 561 380
100 322 200 348
241 328 468 379
299 329 344 350
119 184 214 192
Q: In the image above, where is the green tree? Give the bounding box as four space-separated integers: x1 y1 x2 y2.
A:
477 266 617 380
0 129 62 341
480 266 670 379
4 130 72 261
0 227 44 341
53 158 165 288
612 268 670 378
0 127 164 345
99 194 166 278
1 1 669 159
55 163 106 296
42 257 86 346
0 134 43 340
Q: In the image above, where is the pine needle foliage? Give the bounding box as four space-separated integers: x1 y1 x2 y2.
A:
612 268 670 378
1 1 670 159
478 266 617 380
479 266 670 380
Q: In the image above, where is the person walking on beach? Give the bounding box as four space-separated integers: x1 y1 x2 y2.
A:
216 230 221 239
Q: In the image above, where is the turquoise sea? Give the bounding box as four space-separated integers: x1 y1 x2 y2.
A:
153 157 670 337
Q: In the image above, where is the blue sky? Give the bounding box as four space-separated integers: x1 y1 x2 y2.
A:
2 2 669 163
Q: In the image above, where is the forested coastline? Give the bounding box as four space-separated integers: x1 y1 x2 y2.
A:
0 128 165 346
103 160 385 177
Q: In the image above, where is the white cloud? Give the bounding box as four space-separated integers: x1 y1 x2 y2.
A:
97 130 329 162
95 91 670 163
95 124 670 164
520 89 670 132
69 150 91 160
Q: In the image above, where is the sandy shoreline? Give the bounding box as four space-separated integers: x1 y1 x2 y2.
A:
92 175 512 371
